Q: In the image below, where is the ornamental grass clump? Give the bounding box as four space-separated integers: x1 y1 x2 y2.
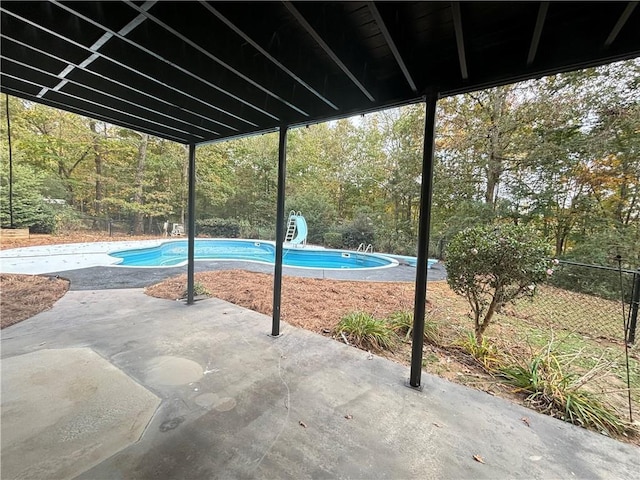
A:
456 330 503 371
387 310 440 345
335 311 396 352
499 341 629 437
181 281 211 299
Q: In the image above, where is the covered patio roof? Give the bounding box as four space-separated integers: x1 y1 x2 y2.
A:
2 1 639 145
2 1 639 388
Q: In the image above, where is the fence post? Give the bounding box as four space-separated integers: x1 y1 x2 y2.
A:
628 268 640 344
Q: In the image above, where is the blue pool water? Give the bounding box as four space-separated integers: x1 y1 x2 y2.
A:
109 239 396 269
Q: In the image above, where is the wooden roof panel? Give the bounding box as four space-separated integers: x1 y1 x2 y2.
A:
1 1 638 144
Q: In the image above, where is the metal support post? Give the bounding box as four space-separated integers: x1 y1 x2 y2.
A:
186 143 197 305
272 126 288 336
628 269 640 344
408 92 439 389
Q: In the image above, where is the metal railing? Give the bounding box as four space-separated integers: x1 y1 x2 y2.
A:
357 243 373 253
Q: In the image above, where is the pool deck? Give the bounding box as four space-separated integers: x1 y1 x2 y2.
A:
0 240 446 289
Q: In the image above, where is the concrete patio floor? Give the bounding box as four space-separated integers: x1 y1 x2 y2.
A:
1 288 638 479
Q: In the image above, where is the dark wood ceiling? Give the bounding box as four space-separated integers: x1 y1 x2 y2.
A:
2 1 639 145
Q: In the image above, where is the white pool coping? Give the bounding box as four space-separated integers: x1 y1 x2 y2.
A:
0 240 166 274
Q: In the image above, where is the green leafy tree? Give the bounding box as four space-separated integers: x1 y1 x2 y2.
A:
446 224 552 342
0 163 54 232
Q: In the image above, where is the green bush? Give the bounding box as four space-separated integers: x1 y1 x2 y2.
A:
27 208 56 234
446 223 551 342
335 311 396 352
0 164 56 233
341 213 375 249
323 232 342 248
238 219 256 239
52 207 85 233
196 218 241 238
375 229 416 256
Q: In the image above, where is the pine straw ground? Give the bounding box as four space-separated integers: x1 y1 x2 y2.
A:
147 270 423 333
0 274 69 328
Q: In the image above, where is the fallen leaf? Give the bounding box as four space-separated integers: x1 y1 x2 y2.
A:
299 421 307 428
344 414 353 420
473 454 485 464
521 417 531 427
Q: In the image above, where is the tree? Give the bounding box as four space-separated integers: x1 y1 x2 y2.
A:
0 163 54 232
446 224 552 342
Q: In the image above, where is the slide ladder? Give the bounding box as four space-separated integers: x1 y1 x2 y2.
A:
285 211 308 246
285 211 299 242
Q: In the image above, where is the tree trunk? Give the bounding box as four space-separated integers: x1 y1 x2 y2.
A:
132 133 148 235
484 88 508 209
89 121 104 216
476 286 502 343
555 234 564 257
180 144 188 225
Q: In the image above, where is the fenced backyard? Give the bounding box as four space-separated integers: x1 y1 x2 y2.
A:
507 261 639 345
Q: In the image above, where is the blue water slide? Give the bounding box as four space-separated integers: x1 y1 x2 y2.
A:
290 215 308 245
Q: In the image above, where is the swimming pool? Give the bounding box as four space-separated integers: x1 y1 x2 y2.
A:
109 239 397 269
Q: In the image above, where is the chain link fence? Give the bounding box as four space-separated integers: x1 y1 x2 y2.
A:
506 260 639 344
59 214 169 237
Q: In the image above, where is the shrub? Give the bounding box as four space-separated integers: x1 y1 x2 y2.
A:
323 232 342 248
52 207 85 233
196 218 241 238
335 311 396 352
27 208 56 234
341 213 375 249
446 223 552 343
238 219 257 239
387 310 439 345
0 164 56 233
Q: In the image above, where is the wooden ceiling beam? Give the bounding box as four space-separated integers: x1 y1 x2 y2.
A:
368 2 417 93
284 2 376 102
527 2 549 66
605 1 638 47
451 2 468 80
